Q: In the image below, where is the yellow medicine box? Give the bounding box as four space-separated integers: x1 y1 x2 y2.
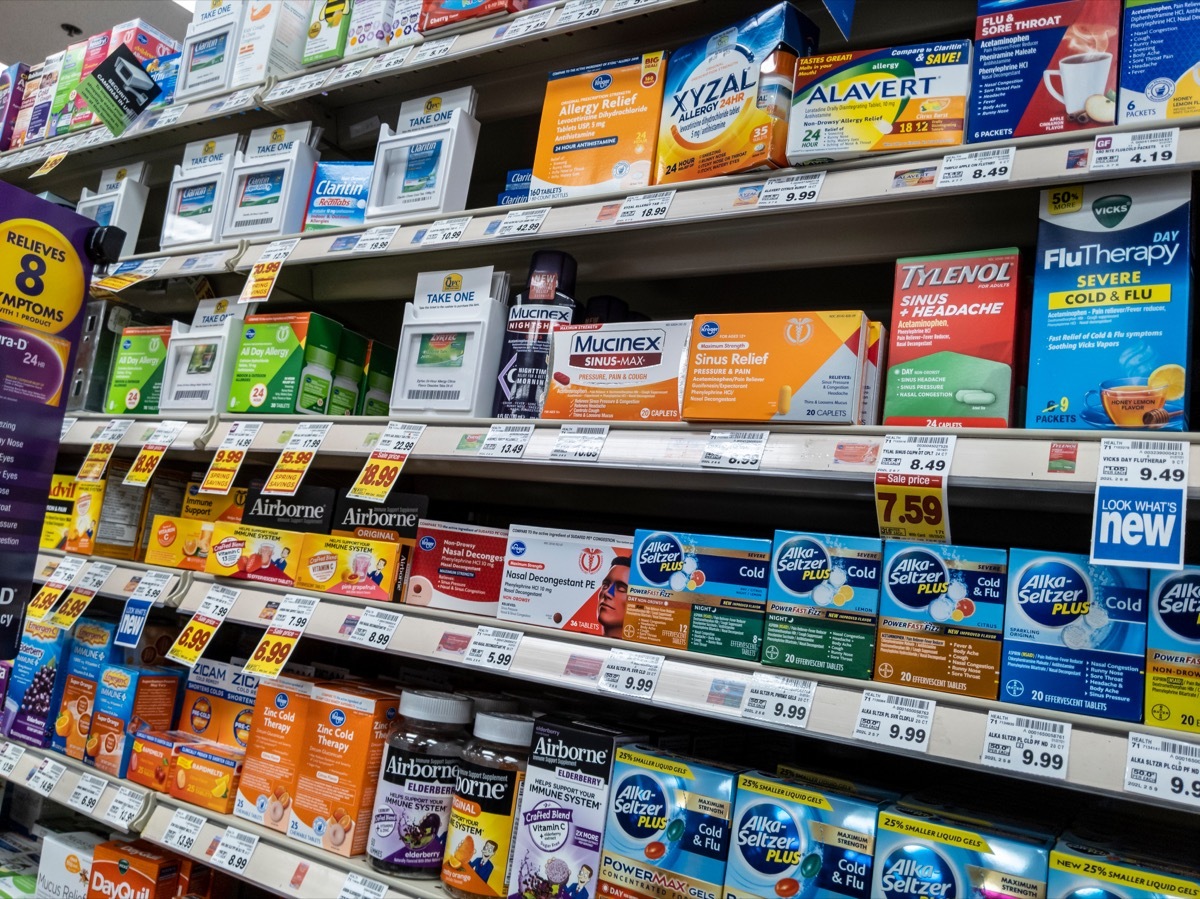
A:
142 515 213 572
294 533 401 602
41 474 76 551
181 481 247 522
65 478 106 556
205 522 306 588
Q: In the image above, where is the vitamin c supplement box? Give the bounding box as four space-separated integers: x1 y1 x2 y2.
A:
1146 566 1200 734
1120 0 1200 123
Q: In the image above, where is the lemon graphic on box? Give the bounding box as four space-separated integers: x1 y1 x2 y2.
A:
1148 363 1186 401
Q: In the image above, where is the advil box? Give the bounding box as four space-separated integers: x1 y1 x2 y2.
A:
86 840 178 899
1146 566 1200 735
40 474 76 551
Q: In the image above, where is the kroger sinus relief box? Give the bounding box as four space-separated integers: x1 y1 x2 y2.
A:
294 533 400 601
229 312 344 414
105 326 171 415
403 520 508 615
1146 566 1200 735
1025 174 1193 430
1120 0 1200 123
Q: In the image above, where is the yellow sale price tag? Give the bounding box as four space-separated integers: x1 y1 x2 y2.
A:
27 556 86 620
29 152 67 178
242 594 318 679
123 421 186 488
238 239 298 304
168 585 238 667
199 421 262 495
261 422 331 497
76 419 132 482
874 435 956 544
346 422 425 503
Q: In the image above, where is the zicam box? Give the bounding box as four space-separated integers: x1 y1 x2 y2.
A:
787 41 972 164
1026 174 1193 431
875 541 1008 699
86 665 183 778
403 520 508 615
86 840 178 899
1002 548 1147 722
104 326 172 415
169 739 245 815
206 522 306 587
5 620 72 747
763 531 881 681
229 312 345 414
332 491 426 587
40 474 76 551
1146 566 1200 734
684 311 868 424
294 533 400 601
1120 0 1200 123
235 675 315 832
52 618 121 760
38 831 104 899
1049 832 1200 899
884 249 1021 427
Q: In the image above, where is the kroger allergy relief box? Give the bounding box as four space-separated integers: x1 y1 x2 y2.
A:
969 0 1121 142
1002 549 1148 722
229 311 345 414
884 249 1021 427
1146 566 1200 735
1120 0 1200 123
1025 174 1193 431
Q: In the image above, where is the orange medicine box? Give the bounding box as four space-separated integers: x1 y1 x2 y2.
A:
288 683 398 857
683 311 869 424
205 522 306 587
86 840 179 899
128 729 201 792
529 52 667 203
65 477 105 555
180 479 246 522
142 515 213 572
178 659 261 750
86 664 183 778
294 533 400 602
169 739 246 815
234 674 316 832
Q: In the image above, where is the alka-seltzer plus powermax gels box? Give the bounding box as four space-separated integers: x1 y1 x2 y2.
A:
969 0 1121 142
1146 566 1200 735
875 541 1008 700
1026 173 1193 431
1121 0 1200 124
884 249 1021 428
787 41 972 164
1003 549 1148 722
763 531 882 681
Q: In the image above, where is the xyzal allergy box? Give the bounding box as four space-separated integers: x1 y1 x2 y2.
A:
876 541 1008 700
1120 0 1200 123
1146 566 1200 734
1003 549 1148 722
969 0 1121 142
764 531 882 681
884 249 1021 427
1049 832 1200 899
787 41 972 164
1026 174 1193 431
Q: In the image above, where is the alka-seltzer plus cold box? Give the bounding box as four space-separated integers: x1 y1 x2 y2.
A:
1026 173 1193 431
764 531 882 681
884 249 1021 428
1146 566 1200 735
969 0 1122 142
403 520 508 616
1050 832 1200 899
1120 0 1200 123
787 41 972 164
1003 549 1148 722
875 541 1008 700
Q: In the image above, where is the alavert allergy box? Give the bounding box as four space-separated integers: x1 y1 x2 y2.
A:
1146 566 1200 735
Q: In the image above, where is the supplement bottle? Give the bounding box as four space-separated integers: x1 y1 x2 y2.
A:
459 692 519 715
441 712 534 899
369 690 472 878
295 341 336 415
359 348 395 416
329 331 368 416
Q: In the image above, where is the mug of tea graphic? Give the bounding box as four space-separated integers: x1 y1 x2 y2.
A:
1085 377 1167 427
1043 52 1112 116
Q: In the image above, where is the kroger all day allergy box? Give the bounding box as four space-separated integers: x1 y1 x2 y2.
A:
1146 566 1200 735
1120 0 1200 123
1025 174 1193 431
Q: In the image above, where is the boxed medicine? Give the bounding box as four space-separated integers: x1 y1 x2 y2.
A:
1120 0 1200 123
104 326 173 415
243 481 336 533
86 664 183 778
861 321 887 425
206 522 307 587
64 475 104 555
294 533 401 601
234 675 316 831
40 474 76 551
229 312 345 415
5 620 73 747
127 729 201 792
181 479 246 522
52 618 121 760
142 515 213 572
37 831 104 899
332 491 426 586
420 0 527 31
169 739 245 815
86 841 179 899
303 0 352 64
403 520 508 615
1049 832 1200 899
303 160 373 231
1146 566 1200 735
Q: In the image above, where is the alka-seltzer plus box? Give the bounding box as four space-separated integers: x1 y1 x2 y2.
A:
1003 549 1148 722
1120 0 1200 123
787 41 972 164
876 541 1008 700
1146 566 1200 735
884 249 1021 428
403 520 508 616
969 0 1122 142
1050 832 1200 899
764 531 882 681
1026 173 1193 431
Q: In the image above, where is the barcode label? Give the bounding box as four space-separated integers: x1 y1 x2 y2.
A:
407 389 461 400
885 694 931 710
1130 440 1179 452
1162 739 1200 760
173 389 211 401
854 690 935 753
969 148 1012 159
232 217 275 229
1013 715 1065 734
912 436 952 445
569 426 608 435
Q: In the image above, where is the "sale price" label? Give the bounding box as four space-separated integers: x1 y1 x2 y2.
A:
875 434 955 543
49 562 115 630
27 555 86 621
239 239 298 304
261 422 332 496
347 422 425 502
77 419 132 481
168 585 239 667
123 420 187 487
243 594 319 679
199 421 261 494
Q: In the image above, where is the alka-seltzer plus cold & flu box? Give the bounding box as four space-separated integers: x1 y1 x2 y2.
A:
1146 565 1200 735
1026 173 1193 431
1050 831 1200 899
884 249 1021 427
1120 0 1200 124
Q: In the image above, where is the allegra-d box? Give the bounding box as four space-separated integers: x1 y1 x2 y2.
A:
529 53 666 202
169 739 245 815
969 0 1121 142
86 840 178 899
295 533 400 601
128 729 201 792
332 491 426 588
542 321 691 422
235 675 315 832
788 41 972 163
86 665 183 778
205 522 306 587
498 525 633 637
683 311 868 424
884 249 1021 427
40 474 75 551
1146 566 1200 735
403 520 508 616
142 515 213 572
1120 0 1200 123
875 541 1008 699
53 618 121 760
1026 174 1193 431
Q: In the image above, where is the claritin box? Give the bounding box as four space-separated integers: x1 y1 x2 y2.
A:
1145 565 1200 734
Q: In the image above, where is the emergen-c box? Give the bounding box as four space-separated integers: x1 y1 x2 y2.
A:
1120 0 1200 123
1026 174 1193 431
1146 566 1200 735
403 520 508 616
969 0 1121 142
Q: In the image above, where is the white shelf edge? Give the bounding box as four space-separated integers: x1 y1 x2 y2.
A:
35 551 186 608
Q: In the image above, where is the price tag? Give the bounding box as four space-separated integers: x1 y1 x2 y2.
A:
92 257 168 294
1125 732 1200 808
238 238 299 304
68 773 107 813
348 607 403 649
615 190 675 224
150 104 188 129
26 757 66 796
494 207 549 238
367 46 411 74
162 807 208 853
551 424 608 462
598 649 664 699
199 421 262 494
261 421 332 496
243 594 320 679
420 216 472 245
347 422 425 502
326 58 371 86
558 0 605 24
980 712 1070 779
168 585 240 667
115 569 175 648
936 146 1016 188
29 151 68 178
265 71 329 103
50 562 116 630
353 225 400 255
410 35 457 65
1091 438 1188 569
701 429 768 470
103 786 144 828
28 555 86 621
757 172 825 208
0 743 24 778
339 872 389 899
852 690 935 753
123 420 187 487
478 423 534 460
739 672 816 730
211 826 259 874
503 5 556 38
611 0 659 10
179 250 228 275
1092 128 1178 172
60 417 77 441
874 434 956 543
214 87 257 112
464 626 523 671
77 419 132 481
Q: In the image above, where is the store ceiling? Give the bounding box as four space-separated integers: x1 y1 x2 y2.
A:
0 0 192 67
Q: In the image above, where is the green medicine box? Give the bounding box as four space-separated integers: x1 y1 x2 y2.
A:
228 311 343 414
358 340 395 416
302 0 351 66
105 326 172 415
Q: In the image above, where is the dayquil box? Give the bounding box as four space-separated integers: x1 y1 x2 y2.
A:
40 474 76 551
419 0 527 31
52 618 121 760
1049 832 1200 899
875 541 1008 700
529 52 667 203
683 311 868 424
542 320 691 422
205 522 306 587
294 533 401 601
181 479 246 522
1146 566 1200 735
1120 0 1200 123
331 491 426 587
787 41 972 164
169 739 245 815
235 675 315 832
65 477 104 555
85 840 178 899
86 665 183 778
5 620 72 747
229 312 344 414
403 520 508 616
104 326 172 415
142 515 214 572
38 831 104 899
884 249 1021 427
288 683 399 857
127 729 200 792
655 2 819 183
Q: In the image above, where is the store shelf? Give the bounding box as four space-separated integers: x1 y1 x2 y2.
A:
35 551 189 609
60 413 215 453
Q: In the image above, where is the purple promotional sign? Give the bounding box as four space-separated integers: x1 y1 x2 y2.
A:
0 182 95 659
